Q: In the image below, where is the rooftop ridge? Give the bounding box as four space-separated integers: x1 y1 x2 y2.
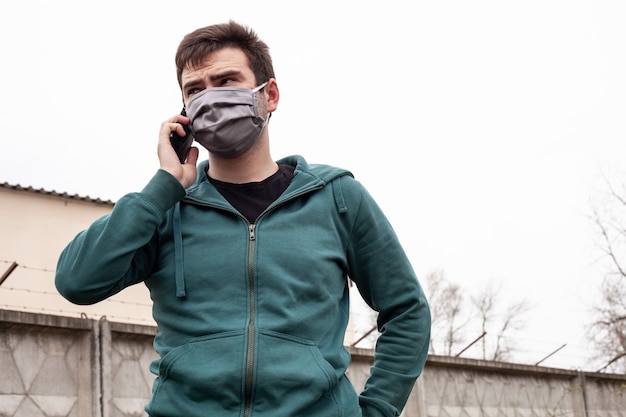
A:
0 181 115 205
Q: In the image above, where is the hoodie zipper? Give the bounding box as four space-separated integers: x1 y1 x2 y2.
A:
243 223 256 417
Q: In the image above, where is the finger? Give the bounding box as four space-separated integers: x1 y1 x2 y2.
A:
170 113 190 126
185 146 199 165
172 123 188 138
159 121 184 143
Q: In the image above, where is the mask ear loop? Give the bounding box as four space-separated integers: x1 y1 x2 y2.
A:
252 81 269 93
254 81 272 122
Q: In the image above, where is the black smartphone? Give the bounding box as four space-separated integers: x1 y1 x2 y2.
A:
169 108 194 163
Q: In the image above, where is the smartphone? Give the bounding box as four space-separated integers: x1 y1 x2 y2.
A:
169 108 194 163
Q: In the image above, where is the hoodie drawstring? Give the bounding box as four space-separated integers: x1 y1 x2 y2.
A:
173 202 186 297
332 177 348 214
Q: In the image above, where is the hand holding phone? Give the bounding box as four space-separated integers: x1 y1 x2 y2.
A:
169 108 194 163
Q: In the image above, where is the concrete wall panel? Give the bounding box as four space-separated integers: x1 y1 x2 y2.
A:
1 310 626 417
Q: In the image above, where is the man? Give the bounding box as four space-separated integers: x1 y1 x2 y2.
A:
56 21 430 417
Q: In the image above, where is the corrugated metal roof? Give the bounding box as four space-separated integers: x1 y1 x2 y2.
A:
0 182 115 206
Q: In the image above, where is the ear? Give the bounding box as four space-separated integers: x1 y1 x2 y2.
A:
265 78 279 113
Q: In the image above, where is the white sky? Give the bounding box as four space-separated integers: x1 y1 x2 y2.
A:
1 0 626 371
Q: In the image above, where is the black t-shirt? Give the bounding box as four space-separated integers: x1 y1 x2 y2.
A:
209 164 296 223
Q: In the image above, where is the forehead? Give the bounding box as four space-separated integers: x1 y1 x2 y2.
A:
181 47 253 82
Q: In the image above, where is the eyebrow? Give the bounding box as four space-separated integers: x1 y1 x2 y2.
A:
182 70 243 93
209 69 242 82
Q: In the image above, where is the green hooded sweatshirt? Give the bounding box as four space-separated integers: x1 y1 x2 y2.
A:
56 155 431 417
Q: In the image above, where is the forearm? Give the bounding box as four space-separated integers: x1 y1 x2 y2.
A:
359 290 431 417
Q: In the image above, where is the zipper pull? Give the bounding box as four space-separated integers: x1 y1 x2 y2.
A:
249 224 256 241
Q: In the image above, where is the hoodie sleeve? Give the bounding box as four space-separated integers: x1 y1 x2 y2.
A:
344 179 431 417
55 169 186 305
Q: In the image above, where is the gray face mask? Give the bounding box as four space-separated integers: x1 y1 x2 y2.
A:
186 82 268 158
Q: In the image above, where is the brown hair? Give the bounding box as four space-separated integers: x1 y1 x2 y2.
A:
175 20 275 88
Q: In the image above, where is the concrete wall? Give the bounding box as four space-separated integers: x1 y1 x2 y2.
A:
1 309 625 417
0 311 98 417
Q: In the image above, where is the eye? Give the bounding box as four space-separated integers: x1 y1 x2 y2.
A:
219 78 235 86
187 87 202 97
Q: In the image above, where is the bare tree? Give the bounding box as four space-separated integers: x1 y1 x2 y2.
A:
472 282 496 359
426 271 530 361
589 177 626 372
425 270 468 355
471 281 531 361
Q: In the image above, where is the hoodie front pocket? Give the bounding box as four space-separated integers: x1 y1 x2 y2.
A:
148 330 246 417
252 329 340 416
